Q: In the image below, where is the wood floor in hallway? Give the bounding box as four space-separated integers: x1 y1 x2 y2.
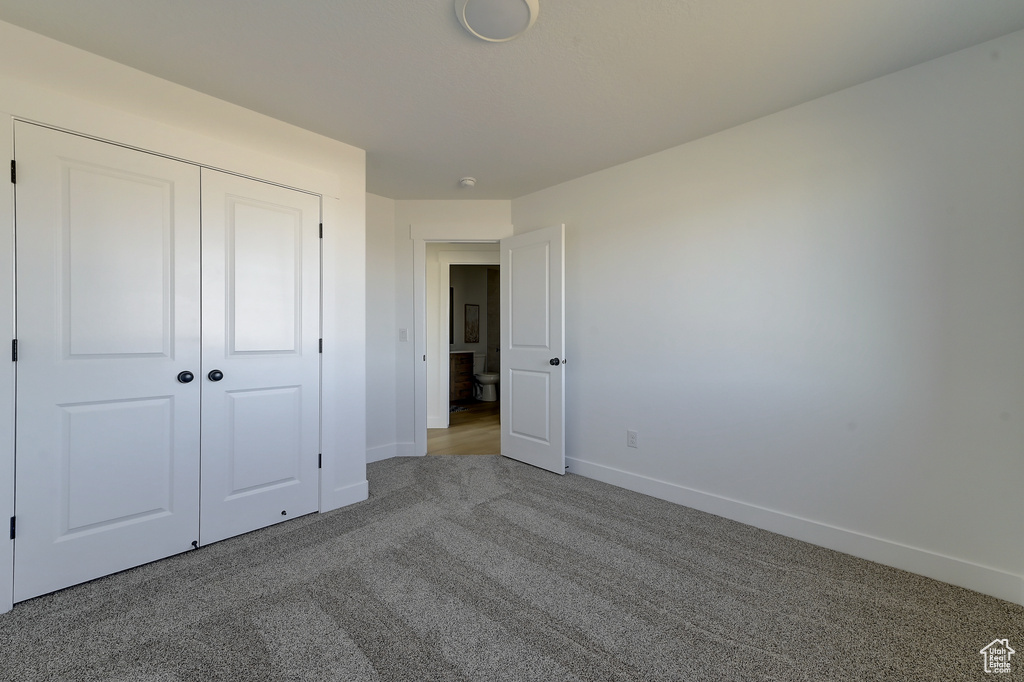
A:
427 400 500 455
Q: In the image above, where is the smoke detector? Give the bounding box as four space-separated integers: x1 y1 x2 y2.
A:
456 0 539 43
459 177 477 188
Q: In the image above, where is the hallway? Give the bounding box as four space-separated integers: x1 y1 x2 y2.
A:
427 401 499 455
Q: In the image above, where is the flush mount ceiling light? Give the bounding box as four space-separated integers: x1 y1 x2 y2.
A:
456 0 539 42
459 177 477 188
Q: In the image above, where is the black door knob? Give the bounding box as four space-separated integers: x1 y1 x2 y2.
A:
549 358 561 366
177 371 195 384
208 369 224 382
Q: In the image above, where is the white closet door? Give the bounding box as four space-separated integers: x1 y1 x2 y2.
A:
199 169 320 545
13 123 202 601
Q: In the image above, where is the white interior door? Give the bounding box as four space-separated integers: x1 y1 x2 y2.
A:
13 122 202 601
199 169 321 545
500 225 565 474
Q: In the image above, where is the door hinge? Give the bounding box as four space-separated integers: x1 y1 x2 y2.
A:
318 453 322 469
9 160 14 184
318 338 323 354
11 339 16 362
9 516 14 540
319 223 323 239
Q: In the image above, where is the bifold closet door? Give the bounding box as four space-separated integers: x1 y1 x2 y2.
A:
199 169 321 545
13 123 202 601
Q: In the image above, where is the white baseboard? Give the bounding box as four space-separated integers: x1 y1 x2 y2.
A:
427 416 447 429
367 444 397 463
320 479 368 513
395 442 419 457
566 457 1024 606
367 442 418 463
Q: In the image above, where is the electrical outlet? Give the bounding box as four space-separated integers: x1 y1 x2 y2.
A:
627 429 638 449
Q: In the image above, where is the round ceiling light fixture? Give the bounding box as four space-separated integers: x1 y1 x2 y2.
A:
459 177 477 188
456 0 539 43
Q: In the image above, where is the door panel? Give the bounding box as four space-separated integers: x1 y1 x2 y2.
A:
200 169 320 545
63 398 175 531
14 122 202 601
501 225 565 474
224 386 303 495
509 241 551 346
508 369 550 442
65 164 173 357
230 199 301 353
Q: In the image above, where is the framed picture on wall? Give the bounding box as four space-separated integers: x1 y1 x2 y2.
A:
465 304 480 343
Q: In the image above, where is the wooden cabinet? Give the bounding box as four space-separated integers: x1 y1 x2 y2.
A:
450 351 475 402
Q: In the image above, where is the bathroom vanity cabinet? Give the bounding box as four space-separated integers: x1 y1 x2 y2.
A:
450 351 475 402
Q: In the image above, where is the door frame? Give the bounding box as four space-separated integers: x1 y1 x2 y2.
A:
0 113 14 614
411 223 512 457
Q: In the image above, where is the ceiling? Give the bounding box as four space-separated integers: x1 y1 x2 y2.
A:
0 1 1022 200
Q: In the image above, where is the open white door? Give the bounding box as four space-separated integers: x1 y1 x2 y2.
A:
500 225 565 474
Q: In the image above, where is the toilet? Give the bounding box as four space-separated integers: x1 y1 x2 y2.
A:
474 372 499 401
472 355 499 402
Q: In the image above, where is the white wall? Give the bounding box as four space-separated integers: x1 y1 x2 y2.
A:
0 21 368 611
512 30 1024 605
366 193 398 462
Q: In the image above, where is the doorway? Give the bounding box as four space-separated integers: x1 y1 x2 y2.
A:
411 225 565 471
425 248 500 454
429 263 500 454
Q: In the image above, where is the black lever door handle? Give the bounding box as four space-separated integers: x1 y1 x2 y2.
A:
177 371 195 384
208 369 224 382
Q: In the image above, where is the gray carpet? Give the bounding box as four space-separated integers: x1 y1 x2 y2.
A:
0 455 1021 681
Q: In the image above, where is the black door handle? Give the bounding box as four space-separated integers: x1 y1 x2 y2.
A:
549 358 561 366
208 369 224 382
177 371 195 384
